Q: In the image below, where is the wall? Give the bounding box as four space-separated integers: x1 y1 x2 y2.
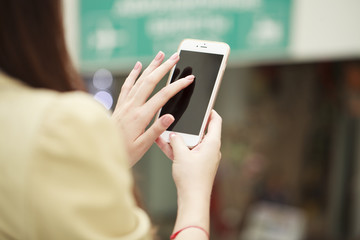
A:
291 0 360 61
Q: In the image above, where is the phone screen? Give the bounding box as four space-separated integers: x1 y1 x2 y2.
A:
159 50 224 135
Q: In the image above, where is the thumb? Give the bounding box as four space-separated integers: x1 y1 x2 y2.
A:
169 133 188 157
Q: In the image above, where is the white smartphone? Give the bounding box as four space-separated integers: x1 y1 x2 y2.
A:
158 39 230 147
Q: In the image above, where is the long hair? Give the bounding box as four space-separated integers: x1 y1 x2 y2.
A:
0 0 86 92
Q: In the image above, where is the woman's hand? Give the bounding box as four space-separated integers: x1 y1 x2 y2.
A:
157 109 222 197
111 51 194 166
159 110 222 238
168 110 222 198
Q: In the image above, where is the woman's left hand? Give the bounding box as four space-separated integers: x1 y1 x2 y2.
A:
111 51 194 166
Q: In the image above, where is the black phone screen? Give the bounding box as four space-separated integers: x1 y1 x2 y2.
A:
159 50 223 135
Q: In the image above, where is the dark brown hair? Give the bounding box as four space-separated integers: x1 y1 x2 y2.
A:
0 0 86 91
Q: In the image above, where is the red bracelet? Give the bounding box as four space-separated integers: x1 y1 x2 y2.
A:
170 226 209 239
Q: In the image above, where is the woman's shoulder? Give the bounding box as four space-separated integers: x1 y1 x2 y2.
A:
0 72 126 173
37 90 120 152
1 74 152 239
34 89 121 157
44 90 111 125
25 93 153 240
0 72 109 123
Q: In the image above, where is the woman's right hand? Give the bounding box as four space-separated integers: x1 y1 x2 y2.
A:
166 110 222 239
170 110 222 200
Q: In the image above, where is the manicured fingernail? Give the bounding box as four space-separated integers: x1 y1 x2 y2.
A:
155 51 164 61
185 75 195 81
170 133 176 139
162 115 174 126
133 61 141 70
170 52 179 60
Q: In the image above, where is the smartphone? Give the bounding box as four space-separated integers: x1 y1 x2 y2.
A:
158 39 230 147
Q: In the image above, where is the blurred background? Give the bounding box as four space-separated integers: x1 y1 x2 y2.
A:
63 0 360 239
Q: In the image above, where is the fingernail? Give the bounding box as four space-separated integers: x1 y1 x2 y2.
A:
169 133 176 139
170 52 179 60
185 75 195 81
162 115 174 126
133 61 141 70
155 51 164 61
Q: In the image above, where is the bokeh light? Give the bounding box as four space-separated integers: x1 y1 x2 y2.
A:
94 91 113 110
92 68 113 90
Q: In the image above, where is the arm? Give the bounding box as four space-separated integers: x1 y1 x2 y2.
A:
157 110 222 239
113 51 222 239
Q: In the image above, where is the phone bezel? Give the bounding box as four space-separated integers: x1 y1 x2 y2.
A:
159 39 230 148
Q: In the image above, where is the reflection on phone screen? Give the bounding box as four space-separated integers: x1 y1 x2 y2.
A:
159 50 223 135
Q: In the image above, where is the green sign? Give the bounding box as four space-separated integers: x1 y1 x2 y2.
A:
80 0 292 72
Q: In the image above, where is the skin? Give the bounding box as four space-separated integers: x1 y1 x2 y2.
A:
111 51 195 166
112 51 222 239
167 110 222 239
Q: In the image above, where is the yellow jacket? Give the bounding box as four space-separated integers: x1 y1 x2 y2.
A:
0 72 151 239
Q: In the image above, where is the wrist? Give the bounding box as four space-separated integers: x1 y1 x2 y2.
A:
176 184 213 202
174 192 211 235
177 190 211 209
171 226 209 240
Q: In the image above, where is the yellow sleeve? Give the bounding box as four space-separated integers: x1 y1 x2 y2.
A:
24 92 151 240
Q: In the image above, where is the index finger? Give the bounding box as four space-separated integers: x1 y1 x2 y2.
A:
132 52 180 105
148 52 179 82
